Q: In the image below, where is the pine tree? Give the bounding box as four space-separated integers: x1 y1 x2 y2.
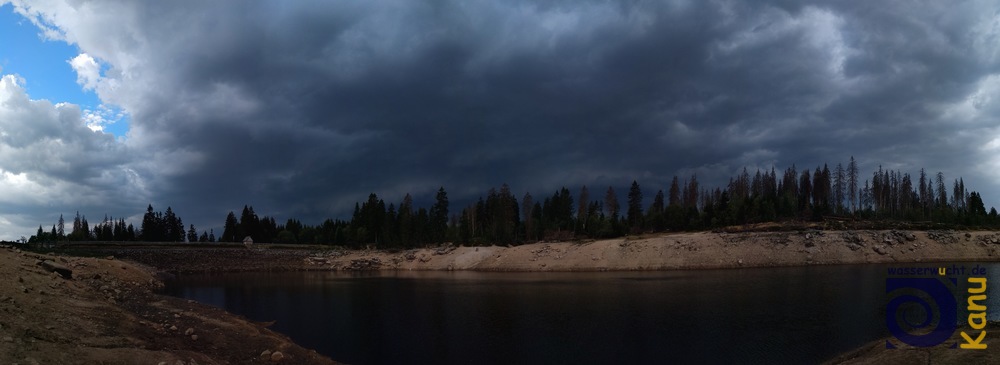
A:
798 168 812 216
430 187 449 243
72 211 82 240
81 216 90 241
239 205 259 241
834 163 845 214
57 214 65 239
222 211 238 242
627 180 643 233
187 224 198 243
605 186 620 220
141 205 159 241
576 185 589 234
164 207 183 242
668 176 681 207
848 156 859 213
522 192 535 241
398 194 414 247
918 168 928 217
648 189 666 231
936 172 947 211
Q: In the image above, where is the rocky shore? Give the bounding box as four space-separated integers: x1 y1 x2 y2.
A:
0 245 339 365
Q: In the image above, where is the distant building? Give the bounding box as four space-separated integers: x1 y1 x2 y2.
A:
243 236 253 247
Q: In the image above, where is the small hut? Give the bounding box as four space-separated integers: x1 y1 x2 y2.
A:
243 236 254 248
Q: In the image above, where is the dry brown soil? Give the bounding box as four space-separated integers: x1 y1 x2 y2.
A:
0 245 339 365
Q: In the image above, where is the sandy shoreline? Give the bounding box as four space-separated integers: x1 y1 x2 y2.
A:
304 229 1000 272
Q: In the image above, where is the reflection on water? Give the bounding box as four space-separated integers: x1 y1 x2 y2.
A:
165 264 1000 365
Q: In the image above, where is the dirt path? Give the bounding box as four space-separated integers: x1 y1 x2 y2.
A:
0 245 339 365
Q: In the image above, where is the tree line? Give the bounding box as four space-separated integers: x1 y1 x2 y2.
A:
28 158 1000 247
28 205 216 244
211 158 1000 248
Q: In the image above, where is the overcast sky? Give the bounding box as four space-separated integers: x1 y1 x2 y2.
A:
0 0 998 240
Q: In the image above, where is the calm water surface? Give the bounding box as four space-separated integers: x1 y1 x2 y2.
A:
165 263 1000 365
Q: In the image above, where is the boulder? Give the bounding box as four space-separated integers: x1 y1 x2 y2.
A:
271 351 285 362
37 260 72 279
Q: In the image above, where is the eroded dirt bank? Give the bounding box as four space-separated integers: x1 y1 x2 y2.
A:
0 245 339 365
70 230 1000 273
305 229 1000 271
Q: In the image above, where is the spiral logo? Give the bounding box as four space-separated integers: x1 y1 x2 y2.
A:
885 277 958 348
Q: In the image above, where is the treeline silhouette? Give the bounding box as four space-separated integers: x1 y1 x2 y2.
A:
28 159 1000 247
28 205 214 244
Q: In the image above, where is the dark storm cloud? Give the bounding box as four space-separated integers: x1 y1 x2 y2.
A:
2 0 999 236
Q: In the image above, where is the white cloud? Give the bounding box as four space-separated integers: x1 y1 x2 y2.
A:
68 53 101 91
82 104 123 133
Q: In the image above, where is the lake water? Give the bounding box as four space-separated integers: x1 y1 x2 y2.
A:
164 263 1000 364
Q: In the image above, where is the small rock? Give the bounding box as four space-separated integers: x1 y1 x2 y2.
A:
185 328 195 336
170 325 178 331
2 336 12 342
174 313 181 318
737 259 744 265
966 233 973 238
271 351 285 362
874 246 887 255
260 350 273 359
191 334 198 341
105 256 114 260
